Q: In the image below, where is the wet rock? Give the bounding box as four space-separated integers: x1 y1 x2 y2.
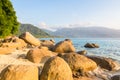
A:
0 65 38 80
40 57 73 80
87 56 120 71
53 39 75 53
84 43 99 48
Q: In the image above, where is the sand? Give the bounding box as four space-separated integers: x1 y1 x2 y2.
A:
0 49 43 73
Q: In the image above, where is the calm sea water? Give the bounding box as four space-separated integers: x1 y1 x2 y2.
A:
41 38 120 61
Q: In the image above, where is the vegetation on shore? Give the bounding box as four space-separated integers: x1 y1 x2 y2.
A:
18 24 52 38
0 0 19 38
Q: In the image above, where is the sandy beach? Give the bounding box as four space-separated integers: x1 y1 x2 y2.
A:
0 49 43 73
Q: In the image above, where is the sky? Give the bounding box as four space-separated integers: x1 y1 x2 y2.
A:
10 0 120 30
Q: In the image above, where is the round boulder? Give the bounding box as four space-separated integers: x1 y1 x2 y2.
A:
40 57 73 80
0 65 38 80
61 53 97 76
53 39 75 53
26 47 55 63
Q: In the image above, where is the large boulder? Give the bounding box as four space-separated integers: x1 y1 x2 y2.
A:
61 53 97 77
87 56 120 71
19 32 41 46
84 43 99 48
0 65 38 80
40 57 73 80
26 47 55 63
53 39 75 53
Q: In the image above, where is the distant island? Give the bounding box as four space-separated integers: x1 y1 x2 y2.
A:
45 27 120 38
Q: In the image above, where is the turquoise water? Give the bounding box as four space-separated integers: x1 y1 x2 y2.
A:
41 38 120 61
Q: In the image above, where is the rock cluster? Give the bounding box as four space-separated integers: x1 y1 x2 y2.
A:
0 32 120 80
84 43 99 48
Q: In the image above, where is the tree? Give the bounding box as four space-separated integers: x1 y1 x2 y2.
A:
0 0 19 38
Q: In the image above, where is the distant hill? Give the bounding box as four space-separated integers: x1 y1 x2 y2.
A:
18 24 51 38
46 27 120 38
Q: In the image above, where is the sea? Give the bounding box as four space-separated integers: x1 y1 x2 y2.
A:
40 38 120 62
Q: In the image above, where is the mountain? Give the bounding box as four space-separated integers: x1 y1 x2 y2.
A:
47 27 120 38
18 24 51 38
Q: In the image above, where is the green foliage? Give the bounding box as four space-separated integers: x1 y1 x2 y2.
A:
18 24 51 38
0 0 19 38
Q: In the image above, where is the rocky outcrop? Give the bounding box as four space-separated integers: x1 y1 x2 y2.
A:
26 47 55 63
61 53 97 77
84 43 99 48
87 56 120 71
0 37 27 54
53 39 75 53
19 32 41 46
0 65 38 80
40 57 73 80
1 39 27 50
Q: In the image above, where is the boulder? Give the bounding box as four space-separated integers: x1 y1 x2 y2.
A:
40 57 73 80
84 43 99 48
0 65 38 80
61 53 97 77
53 39 75 53
19 32 41 46
41 39 55 50
26 47 55 63
87 56 120 71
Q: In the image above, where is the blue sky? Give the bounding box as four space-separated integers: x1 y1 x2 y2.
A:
11 0 120 30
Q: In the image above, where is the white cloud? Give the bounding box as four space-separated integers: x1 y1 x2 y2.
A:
38 21 120 32
38 22 57 31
